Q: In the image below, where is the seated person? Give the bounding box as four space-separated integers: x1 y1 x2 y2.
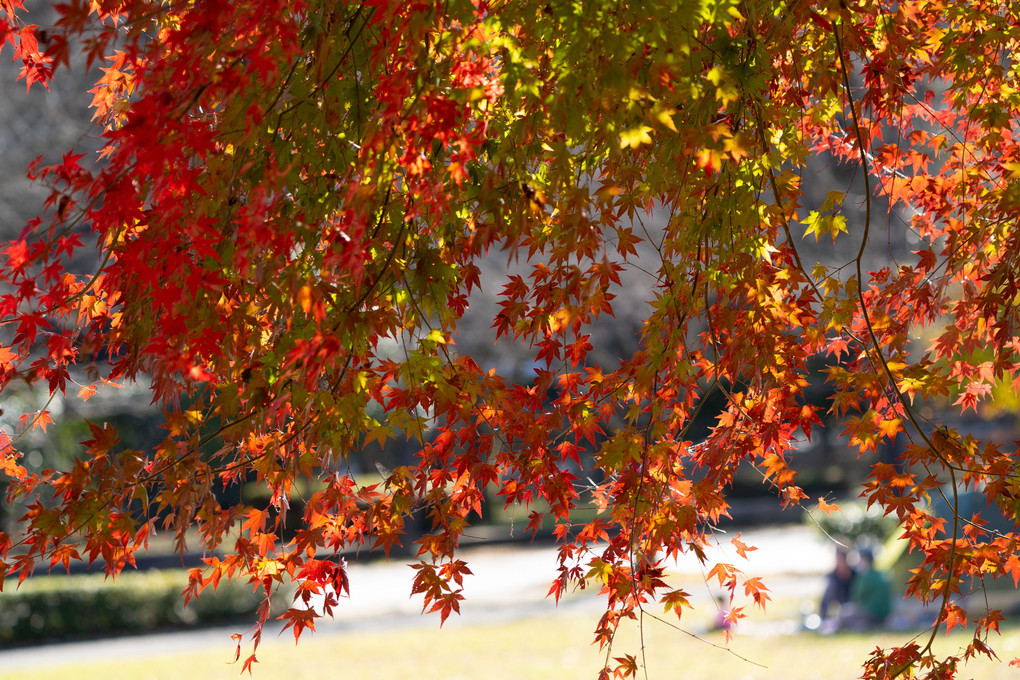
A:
849 548 892 627
819 547 855 622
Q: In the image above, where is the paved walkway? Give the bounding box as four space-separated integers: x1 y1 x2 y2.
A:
0 524 834 671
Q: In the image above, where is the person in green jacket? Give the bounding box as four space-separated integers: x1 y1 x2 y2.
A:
849 548 892 627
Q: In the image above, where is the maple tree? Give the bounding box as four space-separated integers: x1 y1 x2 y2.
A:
1 0 1020 677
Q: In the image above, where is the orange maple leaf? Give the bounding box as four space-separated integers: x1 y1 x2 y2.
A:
818 497 841 515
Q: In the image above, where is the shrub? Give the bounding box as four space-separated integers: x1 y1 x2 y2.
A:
0 569 284 645
808 500 899 548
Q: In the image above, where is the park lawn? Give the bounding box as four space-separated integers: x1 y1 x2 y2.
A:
0 605 1017 680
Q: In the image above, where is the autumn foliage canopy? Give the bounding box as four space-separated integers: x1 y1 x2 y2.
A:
2 0 1020 677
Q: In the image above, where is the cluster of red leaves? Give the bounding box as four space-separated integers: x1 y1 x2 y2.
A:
0 1 1018 678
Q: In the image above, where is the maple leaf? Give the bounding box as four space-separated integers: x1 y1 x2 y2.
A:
826 335 850 360
1003 553 1020 587
743 577 771 609
0 436 26 480
661 588 691 616
0 345 16 369
706 562 738 589
31 410 53 433
278 607 318 642
5 240 28 269
942 602 968 633
0 0 26 17
240 654 258 675
82 420 118 452
731 534 758 559
817 497 841 515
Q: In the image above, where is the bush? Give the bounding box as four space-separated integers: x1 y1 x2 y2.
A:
808 500 899 547
0 569 285 645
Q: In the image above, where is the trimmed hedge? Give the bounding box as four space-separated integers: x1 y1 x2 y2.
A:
0 569 284 645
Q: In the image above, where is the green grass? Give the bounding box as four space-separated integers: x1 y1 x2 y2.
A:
1 604 1017 680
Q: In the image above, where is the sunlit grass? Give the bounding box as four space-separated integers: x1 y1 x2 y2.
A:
1 603 1017 680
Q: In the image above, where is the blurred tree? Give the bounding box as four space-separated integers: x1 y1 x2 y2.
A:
0 2 1019 677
